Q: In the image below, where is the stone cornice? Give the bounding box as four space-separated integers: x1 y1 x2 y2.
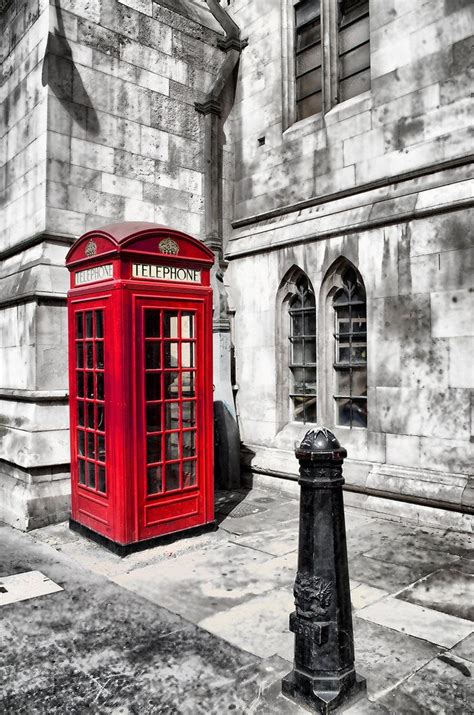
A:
231 154 474 230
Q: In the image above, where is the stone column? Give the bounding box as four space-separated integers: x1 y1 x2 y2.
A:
282 427 366 713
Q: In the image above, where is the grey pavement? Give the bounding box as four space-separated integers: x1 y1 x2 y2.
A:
1 485 473 714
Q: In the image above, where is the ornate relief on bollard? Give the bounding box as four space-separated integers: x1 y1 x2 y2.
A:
282 427 366 713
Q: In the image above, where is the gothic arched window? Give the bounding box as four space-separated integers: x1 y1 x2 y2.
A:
333 266 367 427
289 275 317 423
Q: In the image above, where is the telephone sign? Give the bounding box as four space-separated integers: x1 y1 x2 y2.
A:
65 222 215 549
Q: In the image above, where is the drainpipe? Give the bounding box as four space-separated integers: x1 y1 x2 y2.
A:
195 1 247 490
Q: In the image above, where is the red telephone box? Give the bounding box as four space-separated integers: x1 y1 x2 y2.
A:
65 222 215 549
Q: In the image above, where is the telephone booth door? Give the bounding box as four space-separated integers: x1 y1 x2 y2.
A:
135 296 212 541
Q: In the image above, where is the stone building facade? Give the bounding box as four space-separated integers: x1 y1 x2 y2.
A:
1 0 473 531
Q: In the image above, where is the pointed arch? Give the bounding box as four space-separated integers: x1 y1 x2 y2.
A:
276 265 317 429
319 258 367 428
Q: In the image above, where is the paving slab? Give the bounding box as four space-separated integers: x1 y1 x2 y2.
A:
10 484 473 713
362 543 460 575
112 541 278 623
378 653 473 714
357 596 473 648
396 567 474 620
228 522 300 556
348 553 426 592
198 587 295 660
450 632 474 662
0 525 296 715
351 584 389 611
352 617 441 700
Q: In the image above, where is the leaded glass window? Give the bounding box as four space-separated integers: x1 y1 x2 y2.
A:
338 0 370 102
289 276 317 423
333 267 367 427
295 0 322 120
292 0 371 121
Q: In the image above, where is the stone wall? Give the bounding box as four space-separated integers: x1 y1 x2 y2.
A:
0 0 228 529
1 0 49 251
224 0 474 528
228 0 473 221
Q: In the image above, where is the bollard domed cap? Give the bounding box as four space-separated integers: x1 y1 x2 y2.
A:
295 427 347 461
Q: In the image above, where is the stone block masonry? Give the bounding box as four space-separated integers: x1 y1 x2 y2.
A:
0 0 228 529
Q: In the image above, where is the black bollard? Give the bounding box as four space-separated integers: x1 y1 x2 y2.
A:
282 427 366 713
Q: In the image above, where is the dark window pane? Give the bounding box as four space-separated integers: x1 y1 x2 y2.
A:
146 342 161 369
78 401 84 426
165 432 180 461
96 373 104 401
85 311 93 338
76 344 83 368
183 460 196 488
339 68 370 102
97 434 105 462
163 312 178 338
305 397 317 423
78 459 86 484
337 344 351 363
146 404 162 432
181 313 194 339
87 461 96 488
181 372 195 397
291 367 306 394
339 15 369 55
87 403 95 429
182 400 196 427
304 369 317 394
304 339 316 364
296 18 321 51
165 402 180 430
304 313 316 335
296 0 320 27
96 342 104 369
296 67 322 100
87 432 95 459
340 43 370 81
292 395 316 423
291 313 304 336
296 44 322 76
97 403 105 431
165 462 180 492
86 342 94 369
164 372 179 399
352 368 367 396
181 342 194 368
95 311 104 338
183 430 196 458
336 398 351 426
77 430 85 457
77 372 84 398
338 318 351 334
145 310 161 337
340 0 368 27
76 313 84 339
352 399 368 427
147 435 162 464
336 369 351 395
164 342 179 368
147 466 162 494
297 91 322 120
352 344 367 362
146 373 162 401
86 372 94 399
292 339 304 364
98 466 106 493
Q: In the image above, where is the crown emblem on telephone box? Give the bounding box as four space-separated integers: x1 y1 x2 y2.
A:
159 238 179 255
